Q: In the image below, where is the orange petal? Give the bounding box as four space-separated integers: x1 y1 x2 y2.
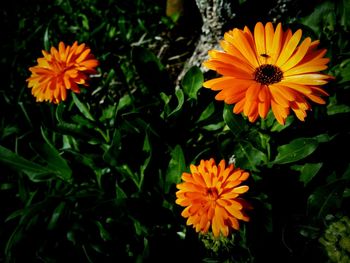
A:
254 22 266 65
271 23 283 64
233 98 246 114
283 74 329 85
269 86 290 107
264 22 274 64
276 29 302 67
232 185 249 194
281 37 312 71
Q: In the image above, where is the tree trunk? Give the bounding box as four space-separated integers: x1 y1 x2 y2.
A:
176 0 236 86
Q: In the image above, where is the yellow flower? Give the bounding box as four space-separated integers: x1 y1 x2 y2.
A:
203 22 333 125
27 41 99 103
176 158 251 238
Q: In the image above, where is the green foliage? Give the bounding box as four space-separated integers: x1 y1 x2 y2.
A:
182 66 204 100
319 216 350 262
0 0 350 262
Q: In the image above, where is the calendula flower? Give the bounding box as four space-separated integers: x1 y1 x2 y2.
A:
27 41 99 103
203 22 333 125
176 158 251 238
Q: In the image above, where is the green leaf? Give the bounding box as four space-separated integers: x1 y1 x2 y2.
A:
139 133 152 190
0 145 53 182
340 0 350 30
338 61 350 84
234 141 267 172
202 122 225 131
314 133 334 143
95 221 111 241
40 127 72 182
327 94 350 115
116 164 142 191
79 14 90 30
103 129 121 166
117 94 132 111
181 66 203 100
100 104 117 122
164 145 185 193
197 102 215 123
223 105 246 136
160 92 172 118
270 115 294 132
308 174 345 218
55 103 66 123
327 104 350 115
292 163 323 186
43 26 50 51
71 93 95 121
300 1 336 36
168 89 184 117
342 163 350 180
116 185 127 204
132 218 147 236
272 138 319 165
143 132 151 152
48 202 66 230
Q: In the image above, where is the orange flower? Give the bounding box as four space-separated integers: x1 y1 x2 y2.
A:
176 158 251 238
27 41 99 103
203 22 333 125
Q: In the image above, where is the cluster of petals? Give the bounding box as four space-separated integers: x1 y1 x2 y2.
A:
203 22 333 124
176 158 251 238
27 41 99 103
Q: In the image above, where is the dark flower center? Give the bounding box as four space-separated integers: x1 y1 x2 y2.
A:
254 64 283 85
206 187 219 200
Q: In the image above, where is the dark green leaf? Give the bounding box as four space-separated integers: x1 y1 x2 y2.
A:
308 175 345 218
0 145 53 182
164 145 185 193
338 61 350 84
168 89 184 117
100 104 117 122
292 163 323 186
95 221 111 241
234 141 267 172
197 102 215 123
340 0 350 30
202 122 225 131
43 26 50 51
223 105 246 136
79 14 89 30
116 185 127 203
270 115 294 132
40 127 72 182
300 1 336 36
48 202 66 230
117 94 132 111
181 66 204 100
71 93 95 121
327 104 350 115
272 138 319 165
103 129 121 166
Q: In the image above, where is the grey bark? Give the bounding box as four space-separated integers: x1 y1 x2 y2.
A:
176 0 236 86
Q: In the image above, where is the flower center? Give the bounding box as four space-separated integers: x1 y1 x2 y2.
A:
254 64 283 85
206 187 219 201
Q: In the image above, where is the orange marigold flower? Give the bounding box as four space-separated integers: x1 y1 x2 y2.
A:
175 158 251 238
27 41 99 103
203 22 333 125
